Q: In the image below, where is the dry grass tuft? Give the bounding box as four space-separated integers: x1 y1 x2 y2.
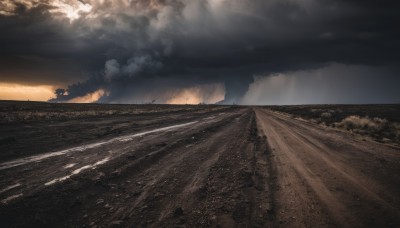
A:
335 115 400 143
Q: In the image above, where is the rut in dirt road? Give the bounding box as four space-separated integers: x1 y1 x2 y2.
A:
255 108 400 228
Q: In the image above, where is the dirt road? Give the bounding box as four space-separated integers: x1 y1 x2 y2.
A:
255 108 400 227
0 107 399 227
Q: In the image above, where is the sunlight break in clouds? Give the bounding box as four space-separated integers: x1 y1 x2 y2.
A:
50 0 92 21
0 0 92 20
166 83 225 104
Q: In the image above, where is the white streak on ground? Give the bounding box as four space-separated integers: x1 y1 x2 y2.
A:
63 163 76 169
1 193 23 204
0 121 198 170
44 157 110 186
117 121 198 142
0 183 21 194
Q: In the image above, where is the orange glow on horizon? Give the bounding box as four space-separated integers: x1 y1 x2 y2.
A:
166 84 225 104
0 83 55 101
68 89 106 103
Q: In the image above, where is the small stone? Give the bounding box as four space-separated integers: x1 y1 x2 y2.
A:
174 207 184 217
155 192 165 198
96 199 104 205
127 155 137 160
111 220 123 226
112 170 121 176
140 205 149 212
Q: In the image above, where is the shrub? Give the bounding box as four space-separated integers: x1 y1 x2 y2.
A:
335 115 400 143
320 112 332 118
336 115 386 130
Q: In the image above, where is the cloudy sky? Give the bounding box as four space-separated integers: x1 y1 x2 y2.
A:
0 0 399 104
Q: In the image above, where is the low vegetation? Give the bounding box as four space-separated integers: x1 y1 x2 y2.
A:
335 115 400 143
0 101 227 123
266 104 400 145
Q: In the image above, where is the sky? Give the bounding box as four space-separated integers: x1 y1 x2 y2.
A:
0 0 399 104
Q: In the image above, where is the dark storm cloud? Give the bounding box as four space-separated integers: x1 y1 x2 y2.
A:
0 3 102 85
0 0 399 103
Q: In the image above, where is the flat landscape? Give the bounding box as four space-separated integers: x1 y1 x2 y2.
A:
0 102 399 227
